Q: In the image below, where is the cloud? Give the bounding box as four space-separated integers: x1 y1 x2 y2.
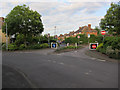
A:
0 1 111 36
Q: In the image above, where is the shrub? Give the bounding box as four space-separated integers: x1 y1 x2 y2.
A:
66 45 76 49
96 43 103 52
19 44 25 50
8 44 17 51
106 46 114 55
2 43 6 50
40 43 49 48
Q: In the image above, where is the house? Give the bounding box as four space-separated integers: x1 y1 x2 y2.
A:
81 24 97 36
58 24 97 41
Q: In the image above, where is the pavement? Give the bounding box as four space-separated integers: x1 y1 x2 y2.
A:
2 47 118 88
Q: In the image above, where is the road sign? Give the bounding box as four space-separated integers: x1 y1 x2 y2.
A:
88 34 90 38
89 43 98 50
101 30 106 35
77 36 80 38
51 42 57 49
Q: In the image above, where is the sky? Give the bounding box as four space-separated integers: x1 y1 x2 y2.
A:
0 0 119 36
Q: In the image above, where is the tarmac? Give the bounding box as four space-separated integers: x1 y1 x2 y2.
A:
2 65 36 89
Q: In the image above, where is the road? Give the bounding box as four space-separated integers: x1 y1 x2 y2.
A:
2 47 118 88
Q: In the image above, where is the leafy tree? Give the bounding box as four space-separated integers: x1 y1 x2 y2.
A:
64 36 78 44
94 26 101 35
2 4 44 46
100 2 120 35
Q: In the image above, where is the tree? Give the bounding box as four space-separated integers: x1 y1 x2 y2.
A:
100 2 120 35
2 4 44 46
94 26 101 35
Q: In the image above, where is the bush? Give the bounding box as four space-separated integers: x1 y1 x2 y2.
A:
27 43 49 49
2 43 6 50
106 46 114 55
40 43 49 48
8 44 17 51
96 43 103 52
66 45 76 49
19 44 25 50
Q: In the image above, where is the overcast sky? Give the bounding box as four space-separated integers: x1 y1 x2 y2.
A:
0 0 119 36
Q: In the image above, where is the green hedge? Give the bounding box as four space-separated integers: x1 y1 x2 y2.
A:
27 43 49 49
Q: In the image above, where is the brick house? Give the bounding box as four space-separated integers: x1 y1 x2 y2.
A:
0 17 10 43
58 24 97 41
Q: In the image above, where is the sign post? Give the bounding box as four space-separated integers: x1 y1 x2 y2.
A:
101 30 106 42
88 34 90 44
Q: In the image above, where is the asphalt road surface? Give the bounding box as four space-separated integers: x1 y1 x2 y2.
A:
2 47 118 88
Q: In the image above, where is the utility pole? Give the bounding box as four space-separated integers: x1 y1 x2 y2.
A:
54 26 56 39
4 18 8 51
6 23 8 50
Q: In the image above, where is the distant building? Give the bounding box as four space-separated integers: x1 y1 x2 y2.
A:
0 17 10 43
58 24 97 41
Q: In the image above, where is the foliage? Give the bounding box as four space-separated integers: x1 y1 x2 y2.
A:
77 34 88 44
106 46 120 59
2 43 6 50
27 43 49 49
106 46 114 55
40 43 49 48
19 44 25 50
100 2 120 35
2 4 44 46
64 36 78 44
97 36 120 59
96 43 103 51
96 43 106 54
103 36 120 50
94 26 101 35
56 45 82 52
15 34 25 46
8 44 17 51
89 34 97 43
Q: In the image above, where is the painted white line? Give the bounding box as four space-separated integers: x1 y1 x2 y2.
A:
85 73 89 75
48 60 51 62
91 58 96 60
59 62 64 65
91 58 106 62
57 54 61 55
97 59 106 62
53 61 56 63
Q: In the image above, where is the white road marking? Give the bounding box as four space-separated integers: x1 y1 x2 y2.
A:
59 62 64 65
48 60 51 62
85 73 89 75
97 59 106 62
74 51 77 53
91 58 106 62
57 54 61 55
53 61 56 63
91 58 96 60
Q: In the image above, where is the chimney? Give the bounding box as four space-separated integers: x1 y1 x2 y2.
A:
88 24 91 30
79 27 81 29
